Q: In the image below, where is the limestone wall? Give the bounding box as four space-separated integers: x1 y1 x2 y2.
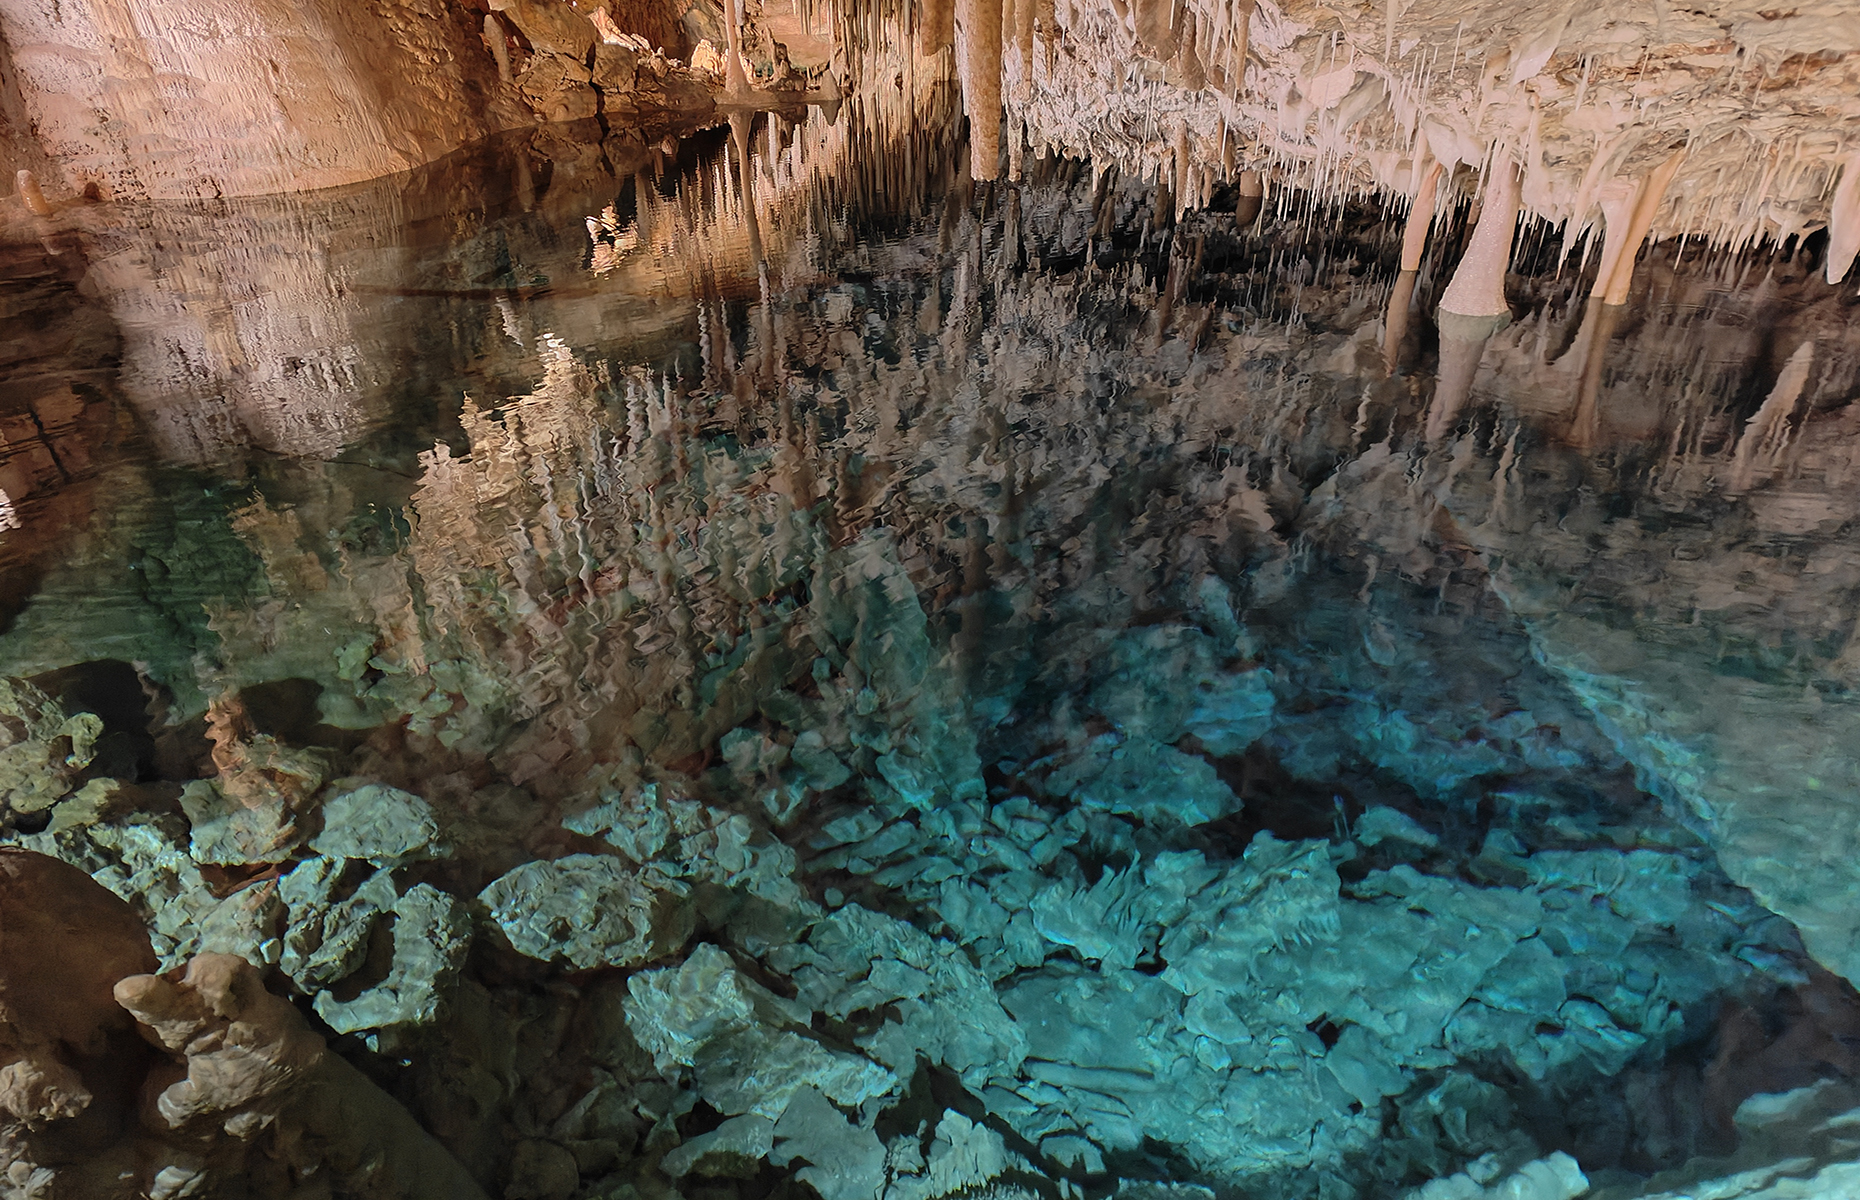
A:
0 0 531 201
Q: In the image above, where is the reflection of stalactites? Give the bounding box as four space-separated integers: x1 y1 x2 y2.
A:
1382 269 1417 377
1425 317 1497 443
957 0 1003 180
731 112 766 268
515 149 536 213
1727 341 1815 494
1563 297 1619 449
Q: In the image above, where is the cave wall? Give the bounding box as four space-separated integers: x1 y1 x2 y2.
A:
0 0 532 202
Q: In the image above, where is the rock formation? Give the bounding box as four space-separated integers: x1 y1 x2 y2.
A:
2 4 1860 1199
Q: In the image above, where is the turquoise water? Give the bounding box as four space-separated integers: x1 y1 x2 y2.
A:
3 103 1860 1198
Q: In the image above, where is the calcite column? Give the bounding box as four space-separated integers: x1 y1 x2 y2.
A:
958 0 1003 180
1438 155 1520 322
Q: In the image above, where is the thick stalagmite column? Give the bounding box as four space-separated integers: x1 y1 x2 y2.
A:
958 0 1004 180
1439 155 1520 322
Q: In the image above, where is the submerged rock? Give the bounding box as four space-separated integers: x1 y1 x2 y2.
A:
481 854 693 970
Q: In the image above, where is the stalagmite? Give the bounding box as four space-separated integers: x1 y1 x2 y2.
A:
1564 298 1620 449
920 0 954 55
1399 160 1443 272
1826 153 1860 286
1235 169 1263 227
483 14 512 84
1600 148 1685 306
1438 155 1520 322
722 0 751 96
14 170 52 217
959 0 1004 180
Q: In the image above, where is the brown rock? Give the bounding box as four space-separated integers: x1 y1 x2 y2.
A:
592 42 641 94
489 0 599 60
517 52 602 123
0 848 156 1132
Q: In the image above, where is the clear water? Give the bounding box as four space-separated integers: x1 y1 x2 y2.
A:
5 101 1860 1199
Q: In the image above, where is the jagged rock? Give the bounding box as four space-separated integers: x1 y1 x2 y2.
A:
115 953 491 1199
506 1138 581 1200
311 782 444 864
0 678 101 817
1405 1152 1587 1200
1353 806 1440 850
769 1087 886 1200
490 0 599 59
77 815 283 969
564 783 805 908
481 853 693 969
517 53 600 123
1040 734 1238 826
884 1110 1036 1200
180 778 302 865
771 902 1028 1085
661 1113 776 1177
625 943 897 1118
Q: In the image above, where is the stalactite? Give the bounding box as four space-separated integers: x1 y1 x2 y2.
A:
920 0 955 55
1235 169 1263 226
1173 119 1191 220
1226 0 1254 97
1600 148 1685 305
1826 152 1860 285
722 0 751 95
1134 0 1174 60
1174 12 1205 91
13 171 52 217
483 14 511 84
1015 0 1035 79
1591 179 1640 305
959 0 1004 180
1439 155 1520 320
1399 160 1442 271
